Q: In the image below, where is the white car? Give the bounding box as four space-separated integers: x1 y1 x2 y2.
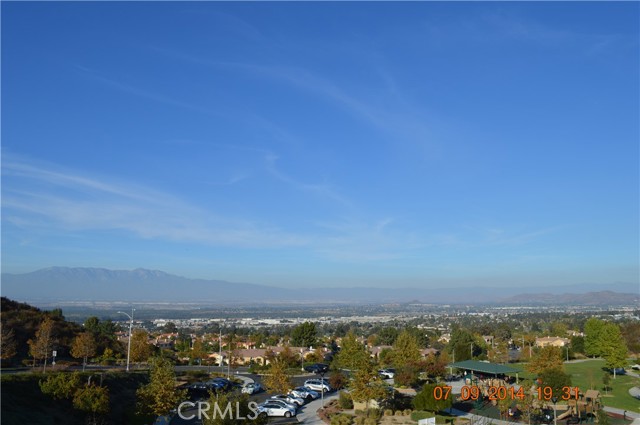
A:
271 394 304 407
257 402 296 418
241 383 263 394
304 379 332 393
379 369 395 379
265 398 298 411
291 386 320 401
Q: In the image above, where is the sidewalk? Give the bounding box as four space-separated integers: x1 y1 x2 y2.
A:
297 392 340 425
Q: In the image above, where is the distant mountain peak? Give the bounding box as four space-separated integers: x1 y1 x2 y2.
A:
1 267 638 305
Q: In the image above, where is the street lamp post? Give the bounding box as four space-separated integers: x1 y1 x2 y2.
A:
552 397 558 425
117 308 135 372
319 371 326 409
301 349 304 372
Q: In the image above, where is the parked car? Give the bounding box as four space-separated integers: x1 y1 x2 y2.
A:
291 386 320 401
304 363 329 374
241 382 264 394
378 368 395 379
207 378 233 392
271 394 305 407
304 379 332 393
185 382 210 401
256 402 296 418
265 398 298 411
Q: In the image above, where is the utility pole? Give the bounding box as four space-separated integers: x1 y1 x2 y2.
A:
219 325 223 368
117 308 135 372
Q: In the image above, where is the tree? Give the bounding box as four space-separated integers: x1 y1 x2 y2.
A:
392 330 421 369
278 345 299 368
162 322 178 334
413 384 452 413
291 322 317 348
39 371 108 425
130 329 152 365
191 337 207 365
333 331 370 371
73 384 110 425
538 367 572 400
600 323 628 378
349 360 387 411
584 318 605 357
526 346 563 375
495 323 512 342
571 336 585 355
596 410 610 425
602 372 611 395
28 317 55 372
620 322 640 353
39 371 82 400
0 323 17 361
137 357 186 417
488 340 510 364
376 327 399 346
71 332 97 372
83 316 121 360
447 327 482 362
549 322 568 337
263 358 292 394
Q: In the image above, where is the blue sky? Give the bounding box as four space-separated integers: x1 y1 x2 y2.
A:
2 2 638 289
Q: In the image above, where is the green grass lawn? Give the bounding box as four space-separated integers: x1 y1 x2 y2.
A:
564 360 640 413
508 359 639 413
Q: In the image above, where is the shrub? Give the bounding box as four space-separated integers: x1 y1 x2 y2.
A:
411 411 435 422
403 409 412 416
394 410 403 416
384 409 393 416
364 418 377 425
367 409 380 420
355 416 366 425
339 391 354 409
331 413 353 425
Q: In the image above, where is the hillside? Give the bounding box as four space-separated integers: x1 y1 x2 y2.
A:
2 267 638 305
498 290 640 306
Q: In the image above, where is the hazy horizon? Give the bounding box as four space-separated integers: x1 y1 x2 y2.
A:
2 2 638 290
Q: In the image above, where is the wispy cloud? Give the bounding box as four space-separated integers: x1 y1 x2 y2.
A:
150 48 440 159
264 154 354 209
2 155 306 248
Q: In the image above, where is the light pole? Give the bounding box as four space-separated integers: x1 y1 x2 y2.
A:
552 396 558 425
301 349 304 372
319 371 326 409
219 325 223 368
117 308 135 372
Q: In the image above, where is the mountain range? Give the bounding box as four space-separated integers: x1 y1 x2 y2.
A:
1 267 638 305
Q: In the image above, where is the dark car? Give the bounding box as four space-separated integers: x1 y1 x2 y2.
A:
304 363 329 374
206 377 233 392
184 383 212 401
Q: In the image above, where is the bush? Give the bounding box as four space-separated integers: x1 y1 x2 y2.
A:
331 413 353 425
403 409 412 416
384 410 393 416
367 409 380 420
394 410 403 416
339 391 354 409
411 411 435 422
364 418 377 425
354 416 366 425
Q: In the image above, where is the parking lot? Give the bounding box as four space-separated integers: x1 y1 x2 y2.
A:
170 369 333 425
